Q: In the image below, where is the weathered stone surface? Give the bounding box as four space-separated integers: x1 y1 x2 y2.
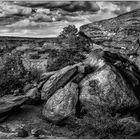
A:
118 116 140 136
40 71 56 82
79 64 139 113
26 87 40 101
41 65 78 100
80 9 140 68
0 95 27 122
42 82 79 123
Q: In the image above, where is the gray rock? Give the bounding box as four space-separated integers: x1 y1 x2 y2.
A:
41 64 78 100
42 82 79 123
118 116 140 136
0 95 27 122
79 64 139 114
16 128 28 137
80 9 140 69
26 87 40 101
40 71 57 82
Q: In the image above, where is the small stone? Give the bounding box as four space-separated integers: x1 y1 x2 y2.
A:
16 128 28 137
31 128 42 137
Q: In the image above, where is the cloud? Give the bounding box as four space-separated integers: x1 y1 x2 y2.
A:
1 1 140 38
0 2 32 17
98 1 140 16
29 13 53 22
14 1 71 8
14 1 100 13
6 19 44 29
61 2 100 12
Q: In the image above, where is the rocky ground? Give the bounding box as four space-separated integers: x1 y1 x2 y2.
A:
0 9 140 139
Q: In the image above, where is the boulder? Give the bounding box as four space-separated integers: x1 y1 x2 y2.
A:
79 64 139 115
42 82 79 123
41 64 78 100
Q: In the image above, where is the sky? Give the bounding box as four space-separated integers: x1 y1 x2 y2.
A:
0 1 140 38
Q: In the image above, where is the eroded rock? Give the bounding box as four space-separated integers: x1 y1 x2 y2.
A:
26 87 40 101
79 64 139 115
42 82 79 123
80 9 140 69
41 64 78 101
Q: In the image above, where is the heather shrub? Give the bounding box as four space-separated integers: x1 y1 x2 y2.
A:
0 52 43 96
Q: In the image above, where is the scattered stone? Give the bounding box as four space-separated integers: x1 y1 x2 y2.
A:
31 128 42 137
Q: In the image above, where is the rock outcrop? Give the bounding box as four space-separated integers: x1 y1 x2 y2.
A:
80 9 140 69
40 49 140 124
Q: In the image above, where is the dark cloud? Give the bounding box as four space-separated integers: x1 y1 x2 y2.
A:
61 2 100 12
14 1 100 13
14 1 71 8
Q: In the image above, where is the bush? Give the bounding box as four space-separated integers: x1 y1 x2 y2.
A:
64 104 121 139
0 53 27 96
46 48 86 71
0 52 43 97
25 68 43 84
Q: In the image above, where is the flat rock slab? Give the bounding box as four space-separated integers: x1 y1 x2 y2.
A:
0 95 27 122
41 64 78 101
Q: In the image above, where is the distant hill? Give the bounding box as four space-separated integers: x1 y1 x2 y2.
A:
0 36 57 43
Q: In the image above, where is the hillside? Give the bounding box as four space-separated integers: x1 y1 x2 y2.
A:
80 9 140 69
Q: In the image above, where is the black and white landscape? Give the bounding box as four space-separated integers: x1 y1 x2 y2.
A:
0 1 140 139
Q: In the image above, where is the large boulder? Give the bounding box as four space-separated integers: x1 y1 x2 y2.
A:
42 82 79 123
41 64 79 100
79 64 139 115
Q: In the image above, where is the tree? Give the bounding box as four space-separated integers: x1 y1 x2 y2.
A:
57 25 91 52
58 25 78 39
57 25 79 48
